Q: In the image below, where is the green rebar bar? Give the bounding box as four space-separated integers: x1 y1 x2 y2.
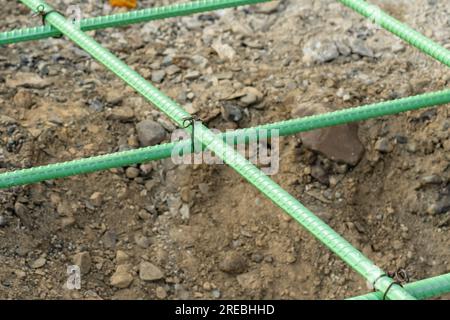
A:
1 88 449 189
348 273 450 300
20 0 415 300
0 0 270 45
338 0 450 68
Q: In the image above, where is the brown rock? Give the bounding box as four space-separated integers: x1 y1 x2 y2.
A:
30 258 46 269
90 192 103 207
253 1 281 14
106 107 135 122
116 250 130 265
110 265 133 289
13 90 34 109
6 72 53 89
60 216 76 229
125 167 140 179
155 286 168 299
292 102 364 166
105 90 123 106
219 252 248 274
236 271 263 290
139 261 164 281
14 202 32 228
73 252 92 275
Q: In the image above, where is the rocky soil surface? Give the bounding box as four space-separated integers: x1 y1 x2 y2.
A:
0 0 449 299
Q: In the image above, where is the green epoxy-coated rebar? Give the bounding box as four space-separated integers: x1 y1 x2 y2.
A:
1 0 269 45
348 273 450 300
339 0 450 68
1 88 449 189
20 0 415 300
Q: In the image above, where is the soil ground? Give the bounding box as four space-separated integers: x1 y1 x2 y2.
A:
0 0 449 299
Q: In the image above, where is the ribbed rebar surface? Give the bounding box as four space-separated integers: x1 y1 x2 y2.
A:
339 0 450 67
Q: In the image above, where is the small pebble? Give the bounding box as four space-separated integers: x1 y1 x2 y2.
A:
156 286 167 299
136 120 167 147
13 90 34 109
0 215 7 227
139 261 164 281
110 266 133 289
30 258 46 269
126 167 140 179
219 252 248 274
116 251 130 265
374 138 392 153
151 70 166 83
134 234 151 249
73 252 92 275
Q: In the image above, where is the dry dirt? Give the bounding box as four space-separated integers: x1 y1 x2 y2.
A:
0 0 449 299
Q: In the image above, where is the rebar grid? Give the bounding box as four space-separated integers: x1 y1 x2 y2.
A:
1 0 447 299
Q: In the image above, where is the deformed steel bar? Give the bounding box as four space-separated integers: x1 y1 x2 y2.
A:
0 0 270 45
348 273 450 300
20 0 415 300
1 88 449 189
338 0 450 68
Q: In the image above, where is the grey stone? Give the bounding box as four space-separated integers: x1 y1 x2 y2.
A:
251 253 264 263
335 39 352 56
166 65 181 76
221 104 243 122
88 98 104 112
211 289 221 299
427 197 450 215
310 165 329 185
303 38 340 64
191 55 209 68
185 70 201 80
180 204 190 221
350 38 374 57
102 230 117 249
134 234 151 249
420 175 442 186
0 215 7 227
151 70 166 83
136 120 166 147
